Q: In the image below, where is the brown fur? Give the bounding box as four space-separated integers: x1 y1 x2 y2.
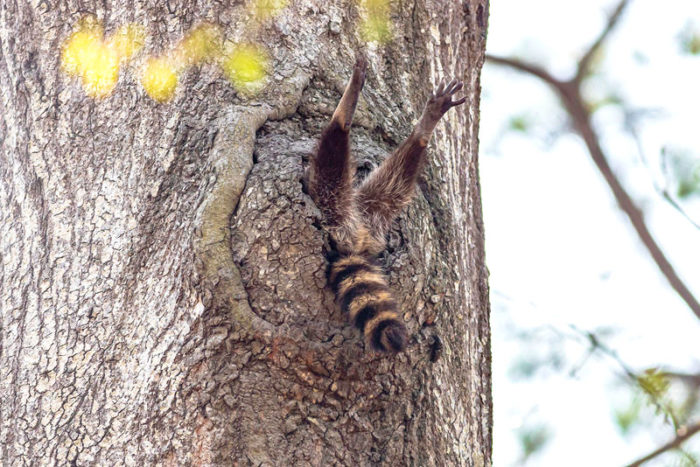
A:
309 57 465 353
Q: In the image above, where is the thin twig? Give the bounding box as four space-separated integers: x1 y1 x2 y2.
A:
660 191 700 230
663 371 700 387
575 0 631 82
570 326 680 429
558 83 700 321
485 55 563 88
527 324 700 463
624 116 700 231
625 421 700 467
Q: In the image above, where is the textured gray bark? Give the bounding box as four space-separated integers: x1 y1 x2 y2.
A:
0 0 490 465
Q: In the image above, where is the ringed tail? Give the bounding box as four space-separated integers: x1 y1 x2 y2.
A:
328 254 407 352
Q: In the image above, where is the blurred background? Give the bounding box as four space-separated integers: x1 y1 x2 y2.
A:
482 0 700 465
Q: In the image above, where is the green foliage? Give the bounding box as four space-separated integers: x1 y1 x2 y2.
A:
509 358 540 379
509 351 564 380
677 178 700 199
508 114 531 133
585 93 623 113
614 397 642 435
358 0 392 43
662 148 700 199
678 22 700 55
580 72 624 114
676 451 700 467
517 423 551 462
637 368 671 400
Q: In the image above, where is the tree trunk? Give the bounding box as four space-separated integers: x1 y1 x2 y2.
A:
0 1 491 465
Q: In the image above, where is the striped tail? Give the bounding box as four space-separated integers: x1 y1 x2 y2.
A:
328 254 408 352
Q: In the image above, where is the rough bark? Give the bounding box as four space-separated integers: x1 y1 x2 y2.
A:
0 0 490 465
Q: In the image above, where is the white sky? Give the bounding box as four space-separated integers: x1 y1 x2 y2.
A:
481 0 700 465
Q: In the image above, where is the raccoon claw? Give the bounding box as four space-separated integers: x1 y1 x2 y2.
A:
424 78 466 122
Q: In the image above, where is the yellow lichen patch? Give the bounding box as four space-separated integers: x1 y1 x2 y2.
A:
358 0 392 43
253 0 289 20
61 29 103 77
175 23 222 68
222 43 269 90
107 23 146 60
81 45 120 97
360 15 392 43
61 16 144 98
139 24 223 102
141 57 178 102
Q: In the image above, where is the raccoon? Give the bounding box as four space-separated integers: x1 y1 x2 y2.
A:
307 56 465 352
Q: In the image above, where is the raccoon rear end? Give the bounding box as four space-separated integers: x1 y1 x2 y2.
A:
308 56 465 353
